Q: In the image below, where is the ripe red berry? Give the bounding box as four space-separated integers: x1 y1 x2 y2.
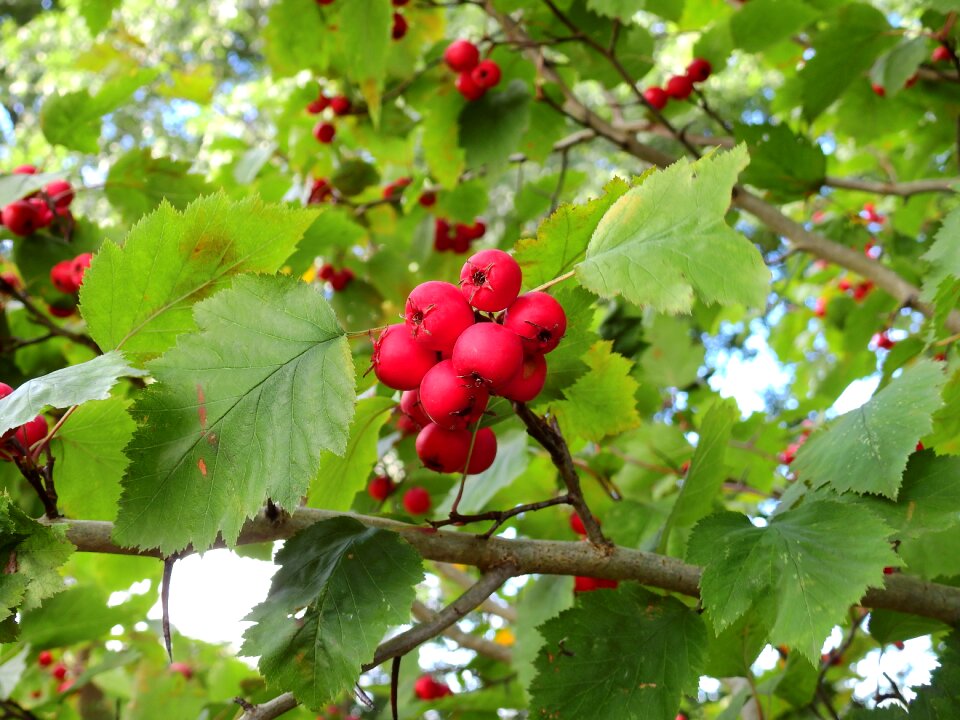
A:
400 389 432 428
503 292 567 355
391 12 408 40
307 98 327 114
459 249 522 312
402 486 431 515
453 322 524 389
368 475 394 501
371 324 438 391
444 40 480 73
38 650 53 667
329 270 352 292
665 75 694 100
853 281 874 301
313 122 336 144
419 360 489 429
496 353 547 403
392 0 409 5
418 191 437 207
686 57 712 83
455 71 486 101
396 413 420 436
168 662 193 679
916 441 925 452
894 640 905 650
415 423 472 473
0 415 49 461
883 566 896 575
309 178 333 204
471 59 501 90
813 296 827 318
570 513 587 535
48 302 76 318
72 253 92 287
12 165 37 175
329 95 351 116
50 260 78 294
0 273 21 293
414 674 452 700
405 280 475 353
643 86 668 110
45 180 74 209
874 331 895 350
315 0 334 4
574 576 618 592
28 197 53 228
466 427 497 474
0 383 12 400
318 263 335 281
1 200 39 236
434 218 454 251
933 45 951 63
51 663 67 680
871 83 886 97
904 73 918 89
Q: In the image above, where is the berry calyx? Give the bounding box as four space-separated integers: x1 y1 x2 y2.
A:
452 322 524 389
1 200 39 237
415 423 472 473
329 95 351 115
643 86 668 110
405 280 475 353
402 486 431 515
444 40 480 73
419 360 489 429
455 71 485 101
38 650 53 667
665 75 693 100
459 249 522 312
470 59 501 90
313 122 336 143
368 475 394 502
686 57 712 83
371 324 438 391
391 12 408 40
496 353 547 403
400 389 432 428
466 427 497 474
502 291 567 355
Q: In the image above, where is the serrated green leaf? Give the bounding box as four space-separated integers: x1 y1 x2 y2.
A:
285 207 368 275
262 0 328 77
241 518 422 711
0 172 66 207
530 585 706 720
551 340 640 442
586 0 645 21
0 351 145 436
105 149 212 223
639 313 704 388
459 81 531 168
19 584 146 649
791 360 946 499
688 500 896 662
738 123 825 202
422 88 466 189
729 0 819 52
80 193 318 363
308 396 394 511
434 179 488 224
515 177 630 290
514 575 574 700
577 146 769 313
114 275 355 554
870 37 929 97
798 3 897 120
50 398 136 521
921 206 960 302
535 286 596 400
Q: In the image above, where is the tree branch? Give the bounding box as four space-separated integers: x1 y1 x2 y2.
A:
47 511 960 626
236 692 299 720
409 600 514 663
433 562 518 622
822 176 958 197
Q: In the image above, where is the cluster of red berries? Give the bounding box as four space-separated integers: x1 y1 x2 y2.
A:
836 277 874 302
318 263 355 292
36 651 73 694
642 58 712 110
778 425 813 465
871 330 896 351
0 382 48 462
1 166 75 237
366 474 433 516
443 40 501 101
433 217 486 254
373 249 566 478
414 674 452 701
50 252 93 295
860 202 885 225
308 87 352 145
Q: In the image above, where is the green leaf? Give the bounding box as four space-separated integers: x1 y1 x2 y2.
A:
285 208 368 275
80 194 318 363
19 585 146 649
515 177 630 290
262 0 328 77
921 206 960 302
586 0 645 21
0 351 146 436
729 0 819 52
577 146 770 313
737 123 826 202
308 396 394 511
514 575 574 700
910 632 960 718
241 518 422 711
338 0 391 123
78 0 122 35
791 360 947 499
50 398 136 521
639 313 705 388
331 159 381 197
530 585 706 720
870 37 929 97
459 81 531 169
0 172 66 207
434 180 489 224
422 89 466 189
105 149 213 223
798 3 897 120
113 274 355 554
536 286 596 400
688 500 896 662
551 340 641 442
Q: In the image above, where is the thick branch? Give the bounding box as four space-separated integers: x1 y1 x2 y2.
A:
434 563 518 622
237 692 298 720
823 176 958 197
48 512 960 626
410 600 513 663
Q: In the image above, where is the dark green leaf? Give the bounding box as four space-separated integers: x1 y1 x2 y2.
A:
459 81 531 168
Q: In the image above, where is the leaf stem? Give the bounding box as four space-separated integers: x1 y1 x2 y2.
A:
529 270 576 294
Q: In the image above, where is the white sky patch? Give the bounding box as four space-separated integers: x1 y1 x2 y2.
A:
708 333 792 416
830 375 881 416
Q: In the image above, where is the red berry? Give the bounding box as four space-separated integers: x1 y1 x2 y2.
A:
452 232 471 254
0 383 12 400
405 280 476 353
418 191 436 207
48 302 76 318
434 218 454 251
459 249 522 312
13 165 37 175
466 427 497 474
169 662 193 679
72 253 92 287
1 200 40 236
315 0 334 4
391 12 408 40
0 273 21 293
471 60 501 90
871 83 886 97
874 331 895 350
452 322 524 389
400 389 432 428
51 260 79 294
416 423 472 473
502 292 567 355
396 413 421 436
456 71 486 101
329 95 351 115
883 566 896 575
570 513 586 535
45 180 74 209
665 75 694 100
643 86 668 110
38 650 53 667
1 415 49 461
414 674 451 700
57 680 74 694
371 324 438 391
853 281 874 301
837 278 852 292
313 122 336 144
28 197 54 228
419 360 489 430
904 73 918 89
51 663 67 681
319 263 336 280
813 297 827 318
308 178 332 204
894 641 905 650
496 353 547 403
393 0 409 5
368 475 394 501
329 270 352 292
686 57 712 83
402 486 431 515
307 98 328 114
464 220 486 240
916 441 925 452
933 45 951 63
444 40 480 73
574 576 618 592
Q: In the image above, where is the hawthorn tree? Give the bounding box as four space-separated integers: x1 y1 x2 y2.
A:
1 0 959 718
